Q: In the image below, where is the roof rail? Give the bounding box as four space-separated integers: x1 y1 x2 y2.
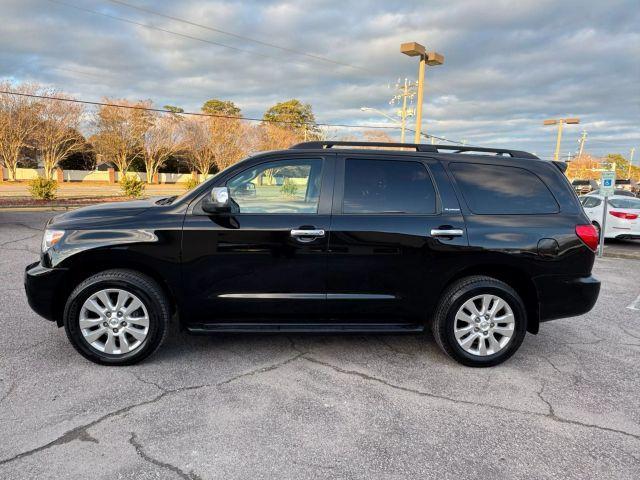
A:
289 141 539 159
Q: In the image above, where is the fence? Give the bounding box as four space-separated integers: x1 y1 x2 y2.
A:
0 167 214 184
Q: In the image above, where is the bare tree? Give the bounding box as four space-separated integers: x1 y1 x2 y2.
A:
181 117 216 178
256 123 303 152
142 114 183 183
363 130 395 143
210 116 248 172
0 82 40 180
35 92 86 179
93 99 151 174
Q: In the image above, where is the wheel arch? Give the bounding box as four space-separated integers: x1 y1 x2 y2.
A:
439 263 540 334
52 252 179 327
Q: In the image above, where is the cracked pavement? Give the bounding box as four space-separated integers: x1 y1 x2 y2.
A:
1 210 639 479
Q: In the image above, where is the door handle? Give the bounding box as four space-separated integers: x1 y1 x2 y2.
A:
291 229 325 241
430 228 464 237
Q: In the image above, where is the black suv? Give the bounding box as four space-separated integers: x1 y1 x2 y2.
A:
25 141 601 367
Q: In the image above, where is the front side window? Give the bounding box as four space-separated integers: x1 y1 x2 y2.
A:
226 158 322 214
343 159 437 214
450 162 559 214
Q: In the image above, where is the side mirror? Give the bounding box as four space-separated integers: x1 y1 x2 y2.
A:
202 187 232 214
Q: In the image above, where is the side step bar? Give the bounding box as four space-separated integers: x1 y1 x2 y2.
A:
186 323 424 334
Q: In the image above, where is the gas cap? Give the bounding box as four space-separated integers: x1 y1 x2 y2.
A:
537 238 560 258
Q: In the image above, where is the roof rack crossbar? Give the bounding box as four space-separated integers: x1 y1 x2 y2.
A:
290 141 538 159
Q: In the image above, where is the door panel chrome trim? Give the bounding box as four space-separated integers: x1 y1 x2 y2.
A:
326 294 396 300
218 293 325 299
218 293 396 300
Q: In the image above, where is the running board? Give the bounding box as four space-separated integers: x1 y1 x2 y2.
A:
186 323 424 334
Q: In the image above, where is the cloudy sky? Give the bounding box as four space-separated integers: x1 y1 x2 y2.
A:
1 0 638 159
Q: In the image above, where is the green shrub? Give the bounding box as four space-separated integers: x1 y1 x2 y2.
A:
184 177 200 190
28 176 58 200
120 175 145 198
280 178 298 197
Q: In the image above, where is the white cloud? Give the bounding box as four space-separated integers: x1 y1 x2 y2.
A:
0 0 638 158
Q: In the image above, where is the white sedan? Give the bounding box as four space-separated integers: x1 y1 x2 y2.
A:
580 194 640 239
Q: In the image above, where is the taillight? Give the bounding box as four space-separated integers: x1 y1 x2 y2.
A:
575 224 599 251
609 211 638 220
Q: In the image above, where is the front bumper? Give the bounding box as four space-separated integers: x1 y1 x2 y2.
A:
24 261 68 323
533 274 600 322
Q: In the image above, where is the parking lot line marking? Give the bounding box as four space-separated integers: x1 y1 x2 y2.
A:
627 294 640 311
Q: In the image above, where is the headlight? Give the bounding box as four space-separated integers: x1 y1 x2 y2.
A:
42 229 64 252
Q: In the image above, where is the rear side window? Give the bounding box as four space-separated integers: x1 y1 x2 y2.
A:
343 159 436 214
609 197 640 209
450 163 559 214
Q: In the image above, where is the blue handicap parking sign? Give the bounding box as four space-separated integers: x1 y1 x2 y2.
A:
603 179 612 187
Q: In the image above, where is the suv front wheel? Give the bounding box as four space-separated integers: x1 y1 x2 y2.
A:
63 269 170 365
432 276 527 367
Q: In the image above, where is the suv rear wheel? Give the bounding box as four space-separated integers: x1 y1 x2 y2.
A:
432 276 527 367
63 269 170 365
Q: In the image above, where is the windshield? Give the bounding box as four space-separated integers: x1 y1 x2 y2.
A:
609 197 640 209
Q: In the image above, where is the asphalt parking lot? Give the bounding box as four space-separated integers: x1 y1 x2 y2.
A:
1 211 639 479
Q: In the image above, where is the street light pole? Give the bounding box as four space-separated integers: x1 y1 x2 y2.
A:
360 107 400 125
628 147 636 179
414 55 426 144
543 117 580 161
401 42 444 144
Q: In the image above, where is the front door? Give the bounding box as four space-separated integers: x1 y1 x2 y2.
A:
327 154 468 325
181 154 335 326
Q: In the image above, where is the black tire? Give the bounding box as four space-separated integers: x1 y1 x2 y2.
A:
431 275 527 367
63 269 170 366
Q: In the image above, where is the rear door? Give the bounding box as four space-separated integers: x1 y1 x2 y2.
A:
326 154 468 325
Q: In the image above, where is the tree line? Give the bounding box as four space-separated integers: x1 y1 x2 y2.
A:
565 153 639 182
0 81 327 183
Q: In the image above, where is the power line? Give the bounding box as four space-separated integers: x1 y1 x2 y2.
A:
46 0 296 65
0 90 408 130
42 1 454 138
0 90 465 143
106 0 371 72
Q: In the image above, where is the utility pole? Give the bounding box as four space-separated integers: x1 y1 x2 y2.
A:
401 42 444 143
390 78 416 143
628 147 636 179
399 78 410 143
543 117 580 161
578 130 587 158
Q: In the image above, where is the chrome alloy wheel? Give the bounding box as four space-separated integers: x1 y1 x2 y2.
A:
454 294 515 356
79 288 149 355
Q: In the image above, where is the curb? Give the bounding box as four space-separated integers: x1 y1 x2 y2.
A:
0 206 75 212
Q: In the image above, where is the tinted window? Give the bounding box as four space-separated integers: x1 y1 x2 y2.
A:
450 163 559 214
343 159 436 214
226 159 322 214
609 197 640 209
582 197 601 208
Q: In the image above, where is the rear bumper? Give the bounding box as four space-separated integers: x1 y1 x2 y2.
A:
24 261 68 323
533 274 600 322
